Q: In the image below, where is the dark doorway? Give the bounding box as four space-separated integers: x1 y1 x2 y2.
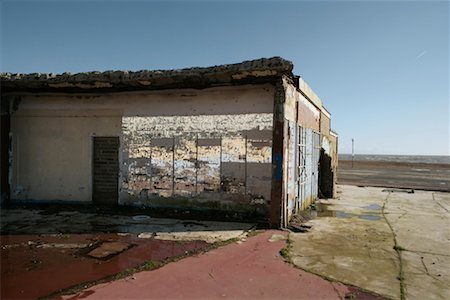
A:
93 137 119 205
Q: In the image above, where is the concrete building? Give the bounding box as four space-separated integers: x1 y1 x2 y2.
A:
0 57 337 227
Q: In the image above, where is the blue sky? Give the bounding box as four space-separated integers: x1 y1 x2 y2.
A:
1 0 448 155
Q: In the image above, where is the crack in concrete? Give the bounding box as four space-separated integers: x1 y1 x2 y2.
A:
408 271 443 281
402 249 450 257
432 193 450 214
397 211 408 220
420 256 430 274
381 192 406 300
417 257 443 281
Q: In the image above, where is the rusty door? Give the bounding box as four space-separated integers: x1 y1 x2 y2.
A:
93 137 120 205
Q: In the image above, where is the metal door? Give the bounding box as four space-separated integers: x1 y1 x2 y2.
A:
93 137 119 205
311 132 320 200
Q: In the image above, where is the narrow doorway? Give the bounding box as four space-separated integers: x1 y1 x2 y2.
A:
93 137 119 205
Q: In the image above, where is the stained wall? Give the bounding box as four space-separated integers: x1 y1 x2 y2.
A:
9 84 275 214
120 84 274 214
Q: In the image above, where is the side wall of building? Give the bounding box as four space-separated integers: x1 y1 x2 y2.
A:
9 84 275 216
282 79 321 225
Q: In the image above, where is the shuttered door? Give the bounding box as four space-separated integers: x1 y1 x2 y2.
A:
93 137 119 205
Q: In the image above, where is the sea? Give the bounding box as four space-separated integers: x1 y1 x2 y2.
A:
338 154 450 165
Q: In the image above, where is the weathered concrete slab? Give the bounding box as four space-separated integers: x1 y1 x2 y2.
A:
385 190 450 300
288 185 450 300
0 205 256 241
88 242 131 259
153 230 247 244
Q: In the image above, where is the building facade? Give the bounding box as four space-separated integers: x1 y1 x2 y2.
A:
0 57 337 227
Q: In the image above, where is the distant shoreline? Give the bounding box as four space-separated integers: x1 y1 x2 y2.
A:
338 159 450 192
338 154 449 165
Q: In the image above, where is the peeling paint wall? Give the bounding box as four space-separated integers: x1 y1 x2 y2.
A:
284 82 320 130
282 78 322 222
119 85 275 214
121 113 273 212
9 84 275 214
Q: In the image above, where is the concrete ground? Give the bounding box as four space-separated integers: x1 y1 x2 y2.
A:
338 160 450 192
288 185 450 300
61 230 382 300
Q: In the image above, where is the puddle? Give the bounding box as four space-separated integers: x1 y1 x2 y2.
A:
314 203 380 221
1 234 209 299
359 214 381 221
335 211 354 219
314 207 354 219
362 204 382 210
132 215 151 221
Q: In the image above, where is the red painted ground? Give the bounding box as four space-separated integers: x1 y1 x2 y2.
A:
0 233 208 299
63 230 383 300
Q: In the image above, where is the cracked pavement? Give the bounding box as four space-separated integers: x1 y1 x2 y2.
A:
288 185 450 300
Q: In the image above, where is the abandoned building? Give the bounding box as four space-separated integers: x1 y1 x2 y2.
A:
0 57 337 227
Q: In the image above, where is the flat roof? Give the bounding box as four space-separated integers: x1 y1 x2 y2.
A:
1 57 293 93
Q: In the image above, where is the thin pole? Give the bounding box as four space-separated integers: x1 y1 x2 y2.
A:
172 137 175 195
195 134 198 194
149 144 152 193
244 135 248 196
351 138 354 168
219 136 222 192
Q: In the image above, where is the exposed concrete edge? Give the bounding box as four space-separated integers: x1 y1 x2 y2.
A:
298 77 323 110
1 57 294 93
330 130 338 137
295 76 333 120
153 230 250 244
321 106 331 119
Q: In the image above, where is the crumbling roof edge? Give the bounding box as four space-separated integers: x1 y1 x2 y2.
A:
1 57 294 93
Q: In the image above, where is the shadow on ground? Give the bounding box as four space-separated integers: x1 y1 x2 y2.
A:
0 202 261 235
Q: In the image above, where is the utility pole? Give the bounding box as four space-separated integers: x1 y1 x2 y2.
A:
351 138 354 168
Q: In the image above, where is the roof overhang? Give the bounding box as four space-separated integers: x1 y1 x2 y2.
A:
1 57 294 94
